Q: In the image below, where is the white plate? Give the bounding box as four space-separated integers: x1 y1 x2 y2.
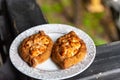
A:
9 24 96 80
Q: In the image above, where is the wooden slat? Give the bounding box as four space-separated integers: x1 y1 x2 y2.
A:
6 0 47 37
0 15 12 62
0 0 48 80
66 41 120 80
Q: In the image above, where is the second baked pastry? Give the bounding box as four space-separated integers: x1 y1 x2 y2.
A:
51 31 87 69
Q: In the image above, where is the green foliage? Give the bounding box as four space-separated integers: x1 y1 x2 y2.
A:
61 0 71 6
41 4 52 13
40 1 107 45
41 3 62 13
93 37 107 46
83 12 107 45
53 3 62 12
40 1 63 23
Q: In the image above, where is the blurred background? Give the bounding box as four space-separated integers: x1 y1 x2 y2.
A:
36 0 120 46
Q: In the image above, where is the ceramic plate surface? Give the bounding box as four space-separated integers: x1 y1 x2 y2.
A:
9 24 96 80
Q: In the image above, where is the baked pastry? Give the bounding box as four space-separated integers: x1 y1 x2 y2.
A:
51 31 87 69
19 31 53 67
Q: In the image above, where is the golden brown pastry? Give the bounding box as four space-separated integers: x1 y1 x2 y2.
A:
19 31 53 67
51 31 87 69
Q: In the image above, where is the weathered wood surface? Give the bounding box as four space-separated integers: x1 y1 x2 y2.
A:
0 0 120 80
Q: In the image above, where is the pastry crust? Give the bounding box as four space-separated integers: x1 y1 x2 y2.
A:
51 31 87 69
19 31 53 67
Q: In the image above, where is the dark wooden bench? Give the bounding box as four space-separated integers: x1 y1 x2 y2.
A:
0 0 120 80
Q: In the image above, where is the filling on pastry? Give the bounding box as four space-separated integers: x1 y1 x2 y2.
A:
59 33 81 58
24 33 50 57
